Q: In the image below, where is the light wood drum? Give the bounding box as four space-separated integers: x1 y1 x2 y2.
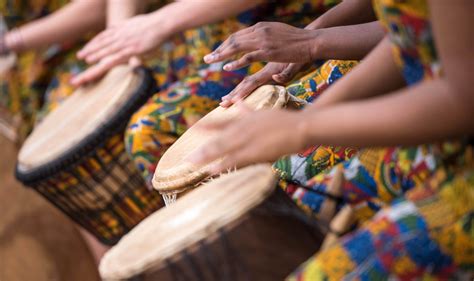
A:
16 66 163 245
100 164 324 281
152 85 306 204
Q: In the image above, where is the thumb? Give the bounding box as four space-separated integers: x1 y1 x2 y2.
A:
272 63 301 84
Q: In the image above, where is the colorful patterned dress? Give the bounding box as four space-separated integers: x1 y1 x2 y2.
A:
287 0 474 279
125 0 351 184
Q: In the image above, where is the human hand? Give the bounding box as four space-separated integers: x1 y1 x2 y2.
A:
203 22 320 72
187 104 309 174
219 62 310 107
72 14 170 86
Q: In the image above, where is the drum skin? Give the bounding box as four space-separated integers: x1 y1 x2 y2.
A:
100 165 324 281
152 85 306 194
15 66 164 245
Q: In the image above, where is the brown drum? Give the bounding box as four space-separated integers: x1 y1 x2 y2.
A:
152 85 306 204
15 66 163 245
100 164 324 281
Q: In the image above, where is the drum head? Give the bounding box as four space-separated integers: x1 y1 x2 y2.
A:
17 66 153 176
0 53 16 75
152 85 288 192
99 164 276 279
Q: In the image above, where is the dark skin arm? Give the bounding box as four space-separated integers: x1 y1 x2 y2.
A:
204 0 382 107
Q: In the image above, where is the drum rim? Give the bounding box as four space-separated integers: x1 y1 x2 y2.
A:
152 85 291 192
14 67 157 185
99 164 279 279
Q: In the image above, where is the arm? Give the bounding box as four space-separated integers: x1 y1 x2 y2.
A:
205 0 383 107
205 21 385 107
310 37 405 109
107 0 147 26
154 0 265 35
72 0 263 86
307 0 376 30
188 0 474 171
301 0 474 146
4 0 105 52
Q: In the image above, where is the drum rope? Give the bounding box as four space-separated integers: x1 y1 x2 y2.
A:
284 179 345 204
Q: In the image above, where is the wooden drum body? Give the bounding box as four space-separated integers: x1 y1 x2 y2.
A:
100 165 323 281
15 66 163 245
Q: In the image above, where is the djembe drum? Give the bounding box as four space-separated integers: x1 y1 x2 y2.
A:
153 85 306 204
100 164 324 281
15 66 163 245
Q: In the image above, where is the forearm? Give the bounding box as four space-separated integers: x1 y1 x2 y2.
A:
5 0 105 52
307 0 376 30
311 37 405 109
315 21 384 60
149 0 264 35
107 0 148 26
301 79 474 148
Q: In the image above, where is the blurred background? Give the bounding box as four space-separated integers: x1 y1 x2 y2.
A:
0 134 99 281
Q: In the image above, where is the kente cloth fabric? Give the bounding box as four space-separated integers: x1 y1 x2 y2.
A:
287 0 474 279
124 0 344 185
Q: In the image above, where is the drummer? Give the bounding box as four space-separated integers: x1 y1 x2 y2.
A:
189 0 474 279
0 0 106 142
72 0 384 187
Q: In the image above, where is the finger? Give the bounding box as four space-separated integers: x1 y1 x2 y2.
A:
187 135 235 166
204 26 258 64
128 56 142 68
204 26 255 63
71 48 133 86
223 51 265 71
209 147 262 175
195 117 233 131
84 41 125 64
204 39 256 64
272 63 304 84
77 30 114 59
219 99 233 108
221 68 273 107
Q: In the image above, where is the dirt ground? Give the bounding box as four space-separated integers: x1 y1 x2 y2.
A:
0 134 100 281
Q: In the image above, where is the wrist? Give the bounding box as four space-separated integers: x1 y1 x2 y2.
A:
4 29 24 53
295 109 315 150
308 29 326 61
305 17 325 31
150 9 176 36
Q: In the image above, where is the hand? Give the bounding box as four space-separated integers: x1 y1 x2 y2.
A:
203 22 320 72
187 104 309 174
72 14 170 86
220 62 310 107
